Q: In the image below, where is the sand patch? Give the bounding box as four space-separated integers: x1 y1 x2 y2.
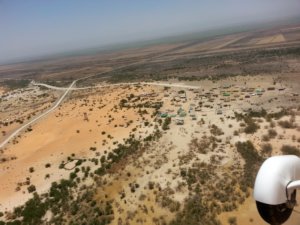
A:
256 34 286 45
0 85 159 211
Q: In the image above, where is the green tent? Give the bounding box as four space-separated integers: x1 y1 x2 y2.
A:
179 112 187 117
177 108 187 117
160 113 168 118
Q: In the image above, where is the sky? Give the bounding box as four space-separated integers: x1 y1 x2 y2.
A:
0 0 300 64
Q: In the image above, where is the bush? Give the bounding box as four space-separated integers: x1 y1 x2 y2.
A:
2 79 30 90
244 118 259 134
27 185 36 193
248 109 267 118
281 145 300 156
210 124 224 136
228 217 237 225
261 143 273 156
69 172 77 180
21 193 47 224
162 117 171 130
278 120 294 129
148 181 155 190
262 135 270 142
236 141 263 188
268 129 277 139
29 167 34 173
169 194 220 225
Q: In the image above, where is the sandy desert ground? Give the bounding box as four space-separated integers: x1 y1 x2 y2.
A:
0 24 300 225
0 73 299 224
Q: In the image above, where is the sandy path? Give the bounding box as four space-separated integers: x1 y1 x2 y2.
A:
0 85 158 212
0 81 76 149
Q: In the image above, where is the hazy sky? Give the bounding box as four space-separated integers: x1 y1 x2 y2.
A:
1 0 300 64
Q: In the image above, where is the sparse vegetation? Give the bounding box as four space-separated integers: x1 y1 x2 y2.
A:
278 120 295 129
27 185 36 193
281 145 300 156
236 141 263 189
162 117 171 130
1 26 300 225
2 79 30 90
261 143 273 156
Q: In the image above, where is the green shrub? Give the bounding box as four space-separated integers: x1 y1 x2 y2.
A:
21 194 47 224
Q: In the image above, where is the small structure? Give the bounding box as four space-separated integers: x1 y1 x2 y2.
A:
241 87 247 92
179 111 187 117
222 84 231 89
256 90 263 96
256 88 265 93
176 119 184 125
190 114 197 120
195 106 202 111
216 109 223 115
139 92 159 98
178 90 186 99
179 94 186 99
83 112 89 121
177 108 187 117
160 113 168 118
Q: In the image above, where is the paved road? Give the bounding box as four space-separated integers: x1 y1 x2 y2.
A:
0 81 76 149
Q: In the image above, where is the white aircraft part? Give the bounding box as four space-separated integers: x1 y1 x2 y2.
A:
254 155 300 205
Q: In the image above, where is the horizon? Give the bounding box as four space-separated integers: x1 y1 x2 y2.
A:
1 0 300 65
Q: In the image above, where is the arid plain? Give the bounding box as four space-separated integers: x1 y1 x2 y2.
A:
0 24 300 224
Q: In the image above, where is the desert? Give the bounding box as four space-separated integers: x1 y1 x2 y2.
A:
0 22 300 225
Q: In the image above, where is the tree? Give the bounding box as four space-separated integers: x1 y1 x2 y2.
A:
29 167 35 173
27 185 36 193
228 217 237 225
